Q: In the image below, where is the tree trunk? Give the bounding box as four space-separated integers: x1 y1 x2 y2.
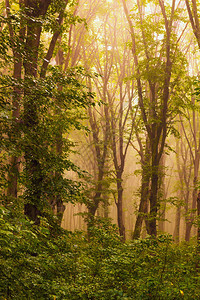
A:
7 76 21 198
116 171 125 241
87 181 105 236
158 205 166 233
23 0 51 223
50 45 66 225
197 192 200 243
185 222 192 242
122 0 173 238
185 0 200 49
173 205 181 243
133 176 149 239
54 124 65 224
133 145 150 239
149 171 159 236
185 176 198 241
6 0 24 198
7 157 20 198
86 100 109 234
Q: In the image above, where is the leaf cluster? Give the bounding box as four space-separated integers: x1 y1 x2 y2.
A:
1 207 200 299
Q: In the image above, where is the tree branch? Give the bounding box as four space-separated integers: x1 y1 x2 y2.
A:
40 0 68 78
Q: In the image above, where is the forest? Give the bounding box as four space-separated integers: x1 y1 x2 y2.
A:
1 0 200 298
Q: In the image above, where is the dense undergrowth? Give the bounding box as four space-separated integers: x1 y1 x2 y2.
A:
1 206 200 300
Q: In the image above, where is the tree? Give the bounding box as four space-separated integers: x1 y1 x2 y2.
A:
185 0 200 48
52 0 112 233
179 101 200 240
85 3 137 240
0 0 93 225
5 0 25 199
122 0 188 236
184 0 200 242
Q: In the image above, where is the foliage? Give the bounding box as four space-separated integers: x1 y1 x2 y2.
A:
1 206 200 299
0 65 93 208
0 0 200 298
0 0 96 226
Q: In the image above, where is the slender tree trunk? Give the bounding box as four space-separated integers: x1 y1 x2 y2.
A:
7 157 20 198
197 192 200 243
149 171 159 236
158 155 167 233
7 63 21 197
173 205 181 243
6 0 24 198
185 222 192 242
133 173 150 239
158 205 166 232
87 168 107 235
87 184 105 237
87 184 103 218
122 0 173 237
185 0 200 49
55 129 65 225
185 182 196 241
51 44 66 225
86 105 109 233
103 198 109 218
185 176 198 241
116 171 125 241
133 141 150 239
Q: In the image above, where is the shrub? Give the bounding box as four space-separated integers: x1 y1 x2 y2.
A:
1 206 200 299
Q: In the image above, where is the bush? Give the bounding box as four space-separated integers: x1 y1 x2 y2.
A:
1 206 200 299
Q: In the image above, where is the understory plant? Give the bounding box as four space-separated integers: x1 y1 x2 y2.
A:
1 206 200 299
